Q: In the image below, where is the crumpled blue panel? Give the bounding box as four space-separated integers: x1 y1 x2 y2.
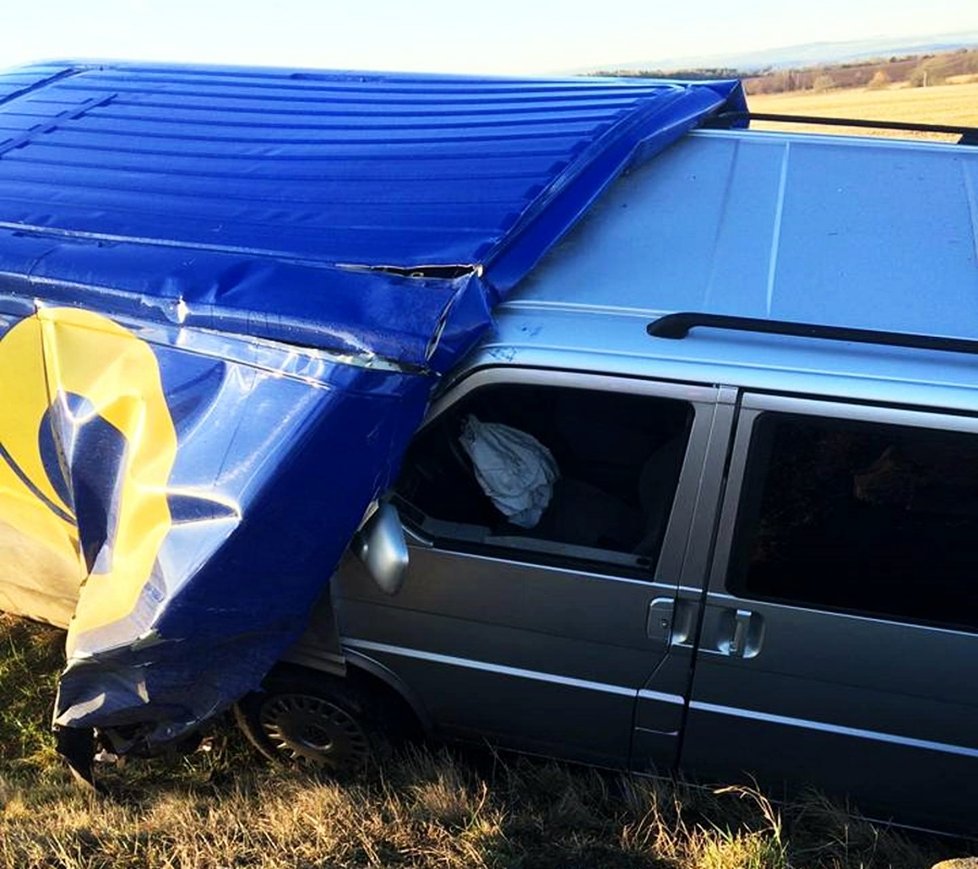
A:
0 62 745 751
54 328 434 744
0 230 488 370
0 294 433 741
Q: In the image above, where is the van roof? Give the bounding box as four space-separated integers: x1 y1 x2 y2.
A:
484 128 978 413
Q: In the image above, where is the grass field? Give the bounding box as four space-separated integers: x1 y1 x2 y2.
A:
748 81 978 141
1 616 973 869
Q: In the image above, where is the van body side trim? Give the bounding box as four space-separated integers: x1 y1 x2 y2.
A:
343 637 638 698
690 700 978 758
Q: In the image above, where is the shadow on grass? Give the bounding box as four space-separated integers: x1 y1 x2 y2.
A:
0 616 973 868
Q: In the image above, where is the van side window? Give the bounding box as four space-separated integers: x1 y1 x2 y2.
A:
394 384 693 573
729 413 978 631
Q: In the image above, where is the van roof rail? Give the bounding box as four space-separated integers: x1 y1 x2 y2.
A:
647 312 978 356
704 111 978 146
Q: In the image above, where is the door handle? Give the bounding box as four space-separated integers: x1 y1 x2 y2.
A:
654 601 764 658
728 609 751 656
646 597 696 646
720 608 762 658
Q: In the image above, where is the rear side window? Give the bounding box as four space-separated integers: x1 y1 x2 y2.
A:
729 413 978 631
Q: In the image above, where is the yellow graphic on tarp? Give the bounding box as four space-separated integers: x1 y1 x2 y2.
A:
0 308 176 652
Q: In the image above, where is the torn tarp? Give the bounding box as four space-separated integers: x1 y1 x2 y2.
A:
0 62 745 752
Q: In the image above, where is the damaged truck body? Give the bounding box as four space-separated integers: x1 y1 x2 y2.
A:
1 62 977 833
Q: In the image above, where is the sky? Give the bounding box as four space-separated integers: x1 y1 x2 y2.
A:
1 0 976 75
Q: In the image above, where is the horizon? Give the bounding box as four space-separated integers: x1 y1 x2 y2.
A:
599 28 978 73
2 1 976 76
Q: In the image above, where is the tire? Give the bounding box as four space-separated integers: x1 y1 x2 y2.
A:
234 672 375 774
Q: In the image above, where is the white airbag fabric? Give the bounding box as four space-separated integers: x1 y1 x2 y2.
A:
459 415 558 528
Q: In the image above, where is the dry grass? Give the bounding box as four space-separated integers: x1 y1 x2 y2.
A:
0 615 972 868
747 81 978 141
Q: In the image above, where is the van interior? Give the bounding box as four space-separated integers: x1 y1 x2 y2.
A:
732 414 978 631
394 384 692 573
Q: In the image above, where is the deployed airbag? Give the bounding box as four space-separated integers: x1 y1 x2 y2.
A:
460 415 559 528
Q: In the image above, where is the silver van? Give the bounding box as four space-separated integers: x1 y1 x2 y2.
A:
235 122 978 832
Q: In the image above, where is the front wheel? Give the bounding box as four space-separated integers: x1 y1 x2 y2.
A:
234 673 374 774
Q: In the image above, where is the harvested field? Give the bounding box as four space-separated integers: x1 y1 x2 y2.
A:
747 81 978 141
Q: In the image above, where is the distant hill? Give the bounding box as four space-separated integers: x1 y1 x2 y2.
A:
597 30 978 76
594 47 978 97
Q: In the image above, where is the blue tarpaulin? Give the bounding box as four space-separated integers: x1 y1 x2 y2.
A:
0 62 744 752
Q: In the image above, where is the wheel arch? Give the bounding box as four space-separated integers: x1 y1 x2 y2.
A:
263 648 431 737
342 647 432 735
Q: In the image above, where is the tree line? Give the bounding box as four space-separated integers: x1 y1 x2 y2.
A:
592 48 978 94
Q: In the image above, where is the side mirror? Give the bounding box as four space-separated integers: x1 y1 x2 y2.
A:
355 503 409 595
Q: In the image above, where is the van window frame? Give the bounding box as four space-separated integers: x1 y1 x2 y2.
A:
709 392 978 631
395 366 721 584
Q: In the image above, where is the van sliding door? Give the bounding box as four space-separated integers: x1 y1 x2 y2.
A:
680 393 978 831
